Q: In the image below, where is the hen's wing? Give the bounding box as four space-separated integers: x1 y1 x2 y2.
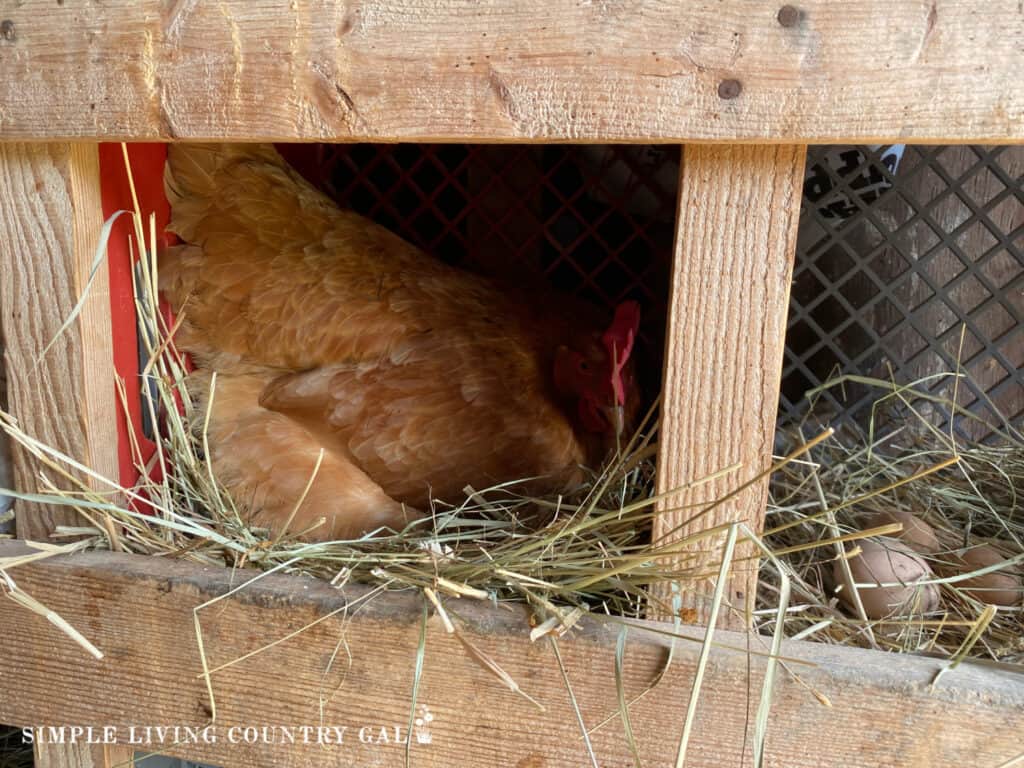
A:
196 372 416 541
259 332 588 507
162 144 599 534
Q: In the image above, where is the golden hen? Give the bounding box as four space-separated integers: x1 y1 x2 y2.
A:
160 144 641 541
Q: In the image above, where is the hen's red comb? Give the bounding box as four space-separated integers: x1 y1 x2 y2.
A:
603 301 641 406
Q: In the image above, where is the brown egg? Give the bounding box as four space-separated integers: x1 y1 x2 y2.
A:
833 538 940 619
949 543 1022 607
865 509 940 554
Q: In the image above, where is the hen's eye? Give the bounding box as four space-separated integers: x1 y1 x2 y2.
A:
578 360 591 372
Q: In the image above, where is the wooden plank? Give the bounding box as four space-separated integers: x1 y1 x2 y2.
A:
0 1 1021 143
34 744 97 768
1 544 1022 768
0 340 11 527
33 744 134 768
0 143 118 540
652 145 805 627
102 746 135 768
0 143 118 768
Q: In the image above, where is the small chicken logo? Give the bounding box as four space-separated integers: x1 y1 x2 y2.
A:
413 705 434 745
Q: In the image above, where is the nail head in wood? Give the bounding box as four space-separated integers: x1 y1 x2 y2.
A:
718 78 742 100
777 5 801 27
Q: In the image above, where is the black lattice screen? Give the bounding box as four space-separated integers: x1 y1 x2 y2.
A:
785 145 1023 440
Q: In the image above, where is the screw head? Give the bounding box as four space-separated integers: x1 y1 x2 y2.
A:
777 5 800 27
717 79 742 100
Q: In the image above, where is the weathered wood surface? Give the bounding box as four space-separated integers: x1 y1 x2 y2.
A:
0 1 1021 143
0 143 119 539
652 144 805 627
1 544 1023 768
0 340 11 523
32 744 134 768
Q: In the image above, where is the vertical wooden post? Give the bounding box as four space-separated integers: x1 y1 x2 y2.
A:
0 144 119 768
33 744 135 768
652 144 806 628
0 143 119 541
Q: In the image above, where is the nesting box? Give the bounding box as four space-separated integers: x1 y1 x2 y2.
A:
0 2 1022 767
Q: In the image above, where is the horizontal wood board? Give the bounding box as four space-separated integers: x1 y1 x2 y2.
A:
1 543 1023 767
0 1 1021 143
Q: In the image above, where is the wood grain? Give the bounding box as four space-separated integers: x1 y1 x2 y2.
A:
1 544 1022 768
0 143 118 539
0 1 1021 143
33 744 97 768
32 744 134 768
652 144 806 627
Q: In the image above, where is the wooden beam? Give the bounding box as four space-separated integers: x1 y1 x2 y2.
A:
32 744 134 768
1 543 1022 768
652 145 805 627
0 143 119 540
0 2 1020 143
0 143 118 768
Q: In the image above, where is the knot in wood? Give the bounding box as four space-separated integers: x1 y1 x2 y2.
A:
0 20 16 42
